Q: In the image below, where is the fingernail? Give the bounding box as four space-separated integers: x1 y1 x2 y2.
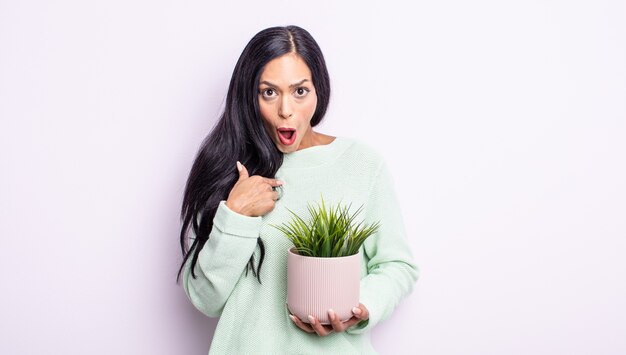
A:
236 161 242 172
307 315 315 324
352 307 362 314
328 309 335 321
278 180 285 185
289 315 297 322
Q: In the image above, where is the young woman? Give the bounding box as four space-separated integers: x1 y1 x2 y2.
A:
177 25 419 354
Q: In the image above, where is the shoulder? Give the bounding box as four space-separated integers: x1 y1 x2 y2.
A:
336 136 386 173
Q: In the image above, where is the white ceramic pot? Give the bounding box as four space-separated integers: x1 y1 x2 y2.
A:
286 247 361 325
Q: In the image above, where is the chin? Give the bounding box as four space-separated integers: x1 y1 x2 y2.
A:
274 139 299 153
280 146 297 153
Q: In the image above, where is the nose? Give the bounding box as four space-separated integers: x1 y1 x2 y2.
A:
279 96 293 119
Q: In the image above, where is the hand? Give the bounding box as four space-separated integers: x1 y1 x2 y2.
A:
225 161 284 217
288 303 370 336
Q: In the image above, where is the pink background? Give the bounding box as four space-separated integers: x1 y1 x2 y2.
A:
1 0 625 354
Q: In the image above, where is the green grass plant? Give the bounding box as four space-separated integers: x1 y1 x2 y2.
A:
271 195 381 257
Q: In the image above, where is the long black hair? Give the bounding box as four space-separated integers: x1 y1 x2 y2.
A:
176 25 331 284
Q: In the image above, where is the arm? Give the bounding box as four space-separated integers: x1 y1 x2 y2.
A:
346 159 420 334
182 200 263 317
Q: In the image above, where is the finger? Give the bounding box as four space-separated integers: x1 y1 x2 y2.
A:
342 305 371 330
307 315 332 336
327 309 345 332
353 304 370 321
289 315 314 333
272 190 280 201
263 177 285 187
341 316 362 329
236 161 249 180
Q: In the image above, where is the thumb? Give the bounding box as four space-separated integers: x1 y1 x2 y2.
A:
236 161 249 180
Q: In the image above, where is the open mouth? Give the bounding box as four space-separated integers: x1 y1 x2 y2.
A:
277 127 296 145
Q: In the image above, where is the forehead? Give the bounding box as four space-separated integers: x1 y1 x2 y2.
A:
259 53 312 85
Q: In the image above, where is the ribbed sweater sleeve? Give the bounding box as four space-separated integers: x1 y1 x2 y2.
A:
345 159 420 334
182 200 263 317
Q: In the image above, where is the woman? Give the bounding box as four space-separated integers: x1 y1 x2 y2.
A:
177 25 419 354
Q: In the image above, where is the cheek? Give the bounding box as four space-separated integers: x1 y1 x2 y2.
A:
259 102 274 126
259 100 271 119
302 96 318 117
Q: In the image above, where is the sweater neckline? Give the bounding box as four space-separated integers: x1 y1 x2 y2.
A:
279 135 351 169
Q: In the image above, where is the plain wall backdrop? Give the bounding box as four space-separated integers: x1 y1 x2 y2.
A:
1 0 625 354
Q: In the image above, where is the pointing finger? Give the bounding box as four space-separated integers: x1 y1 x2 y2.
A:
236 161 249 180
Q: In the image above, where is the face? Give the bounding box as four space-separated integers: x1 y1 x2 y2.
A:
257 52 318 153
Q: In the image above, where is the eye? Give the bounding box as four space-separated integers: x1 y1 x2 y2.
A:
261 88 276 98
295 87 310 97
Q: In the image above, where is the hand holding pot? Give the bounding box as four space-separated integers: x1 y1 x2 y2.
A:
289 303 370 336
226 161 284 217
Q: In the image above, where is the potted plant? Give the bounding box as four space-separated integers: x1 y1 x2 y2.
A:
271 195 381 325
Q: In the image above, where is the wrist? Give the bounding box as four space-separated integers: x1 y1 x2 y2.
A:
225 200 247 217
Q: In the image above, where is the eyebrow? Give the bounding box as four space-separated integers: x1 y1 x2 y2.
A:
259 79 310 89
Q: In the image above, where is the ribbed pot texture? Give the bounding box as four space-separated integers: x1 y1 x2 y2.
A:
287 247 361 325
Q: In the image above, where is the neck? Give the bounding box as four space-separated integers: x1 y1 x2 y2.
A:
280 136 351 169
296 128 319 151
